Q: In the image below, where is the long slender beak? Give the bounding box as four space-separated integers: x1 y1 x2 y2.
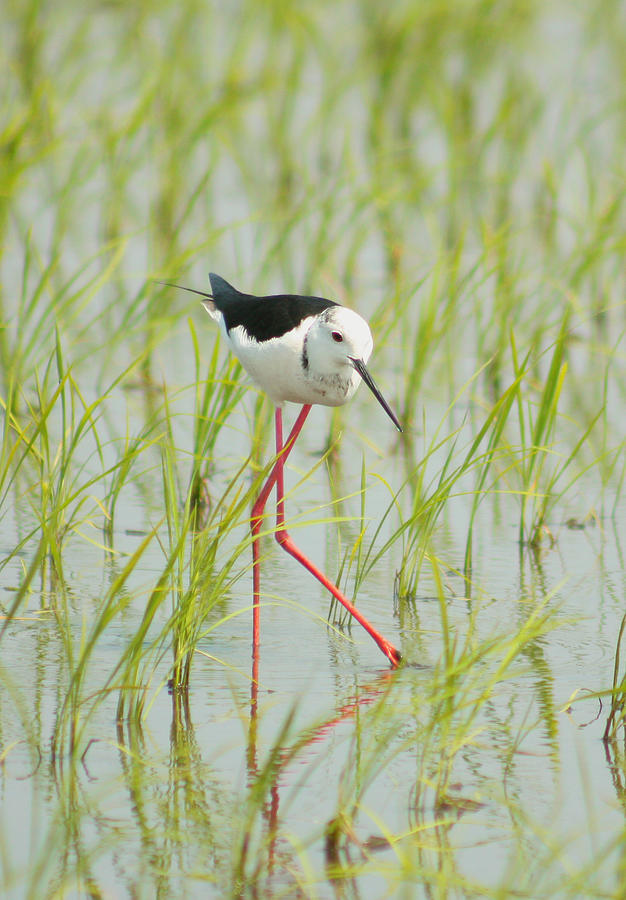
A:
350 357 402 433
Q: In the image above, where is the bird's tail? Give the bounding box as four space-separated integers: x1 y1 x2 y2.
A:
208 273 244 309
155 280 217 319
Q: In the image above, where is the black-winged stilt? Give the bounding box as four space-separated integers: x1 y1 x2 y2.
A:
162 273 402 667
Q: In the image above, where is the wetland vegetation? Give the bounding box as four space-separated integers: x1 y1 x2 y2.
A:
1 0 625 896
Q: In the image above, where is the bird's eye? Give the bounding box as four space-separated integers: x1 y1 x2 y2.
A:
331 331 343 343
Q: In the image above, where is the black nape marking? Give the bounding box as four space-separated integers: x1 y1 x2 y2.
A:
209 273 338 343
301 333 309 371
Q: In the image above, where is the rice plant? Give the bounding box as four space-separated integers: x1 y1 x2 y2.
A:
1 0 625 896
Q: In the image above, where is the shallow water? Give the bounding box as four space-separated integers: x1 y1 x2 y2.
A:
2 384 625 897
2 0 626 896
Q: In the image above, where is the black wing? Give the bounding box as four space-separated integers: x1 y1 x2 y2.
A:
209 272 338 342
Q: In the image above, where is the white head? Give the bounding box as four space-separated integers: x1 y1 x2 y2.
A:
306 307 373 373
305 307 402 431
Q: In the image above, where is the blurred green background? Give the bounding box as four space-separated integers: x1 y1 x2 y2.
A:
1 0 626 897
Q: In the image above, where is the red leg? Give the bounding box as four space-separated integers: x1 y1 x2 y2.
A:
273 407 401 667
251 405 313 656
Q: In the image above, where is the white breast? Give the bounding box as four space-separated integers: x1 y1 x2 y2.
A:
224 319 359 407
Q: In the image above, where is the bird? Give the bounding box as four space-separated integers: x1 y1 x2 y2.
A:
161 273 402 667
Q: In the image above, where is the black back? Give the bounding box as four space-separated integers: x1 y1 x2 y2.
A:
209 273 338 343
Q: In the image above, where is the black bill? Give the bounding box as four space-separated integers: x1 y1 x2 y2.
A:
350 357 402 433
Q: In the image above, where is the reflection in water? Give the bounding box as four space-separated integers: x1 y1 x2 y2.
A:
0 0 624 892
111 664 397 897
246 631 396 894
